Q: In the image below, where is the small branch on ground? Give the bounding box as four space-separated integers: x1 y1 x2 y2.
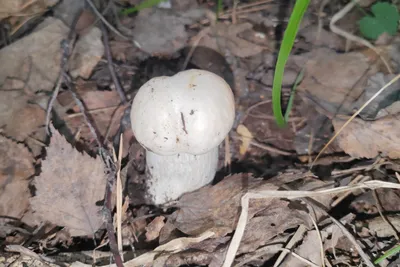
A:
100 22 127 104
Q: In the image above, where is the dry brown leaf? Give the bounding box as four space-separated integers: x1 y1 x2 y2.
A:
281 230 328 267
0 0 57 19
145 216 165 242
163 173 331 255
0 136 34 218
0 18 68 93
30 126 106 236
332 115 400 159
132 8 204 56
296 48 377 115
0 90 46 141
195 23 264 58
69 27 104 79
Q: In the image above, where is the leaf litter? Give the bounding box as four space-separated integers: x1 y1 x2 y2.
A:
30 125 106 236
1 0 400 267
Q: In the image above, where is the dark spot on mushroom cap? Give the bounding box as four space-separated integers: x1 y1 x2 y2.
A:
164 137 168 140
176 136 180 143
151 87 154 92
153 131 157 134
190 110 195 115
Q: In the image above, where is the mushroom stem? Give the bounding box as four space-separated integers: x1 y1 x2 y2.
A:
145 147 219 205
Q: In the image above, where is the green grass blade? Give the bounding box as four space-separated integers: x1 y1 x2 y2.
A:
284 68 304 122
374 243 400 264
121 0 165 15
272 0 310 127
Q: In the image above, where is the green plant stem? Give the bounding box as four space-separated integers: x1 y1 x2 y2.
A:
272 0 310 127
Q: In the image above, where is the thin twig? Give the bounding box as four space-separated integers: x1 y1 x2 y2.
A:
45 10 80 135
85 0 129 40
100 22 127 103
231 134 293 156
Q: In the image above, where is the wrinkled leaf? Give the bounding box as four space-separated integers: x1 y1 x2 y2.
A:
30 126 106 236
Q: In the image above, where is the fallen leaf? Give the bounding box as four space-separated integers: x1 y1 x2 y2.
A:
70 231 216 267
69 27 104 79
352 73 400 119
56 81 125 142
236 124 253 155
163 173 332 255
0 136 34 218
296 48 377 115
332 114 400 159
0 0 57 20
0 90 46 141
0 18 69 93
281 230 328 267
133 8 204 56
145 216 165 242
195 23 264 58
30 125 107 236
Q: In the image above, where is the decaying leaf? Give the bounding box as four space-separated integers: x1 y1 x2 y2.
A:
352 72 400 119
296 48 377 115
30 126 107 236
69 27 104 79
0 18 69 93
133 8 204 56
195 22 264 58
0 0 57 20
236 124 253 155
145 216 165 242
0 136 34 218
281 230 328 267
0 90 46 141
332 115 400 159
163 173 332 255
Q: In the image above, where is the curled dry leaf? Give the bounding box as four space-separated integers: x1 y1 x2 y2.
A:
30 126 106 236
332 115 400 159
0 136 34 218
0 90 45 141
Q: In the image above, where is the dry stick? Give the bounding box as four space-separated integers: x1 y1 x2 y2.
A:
116 134 124 260
311 73 400 168
100 22 127 104
329 0 393 74
64 76 124 267
231 134 292 156
273 225 307 267
222 180 400 267
278 248 320 267
85 0 129 40
308 207 325 267
45 17 78 134
65 105 120 119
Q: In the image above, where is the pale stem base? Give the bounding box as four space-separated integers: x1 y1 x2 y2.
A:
145 147 219 205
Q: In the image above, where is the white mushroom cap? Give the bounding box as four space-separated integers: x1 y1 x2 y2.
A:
130 69 235 156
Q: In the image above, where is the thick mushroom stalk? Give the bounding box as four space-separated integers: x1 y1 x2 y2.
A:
130 69 235 205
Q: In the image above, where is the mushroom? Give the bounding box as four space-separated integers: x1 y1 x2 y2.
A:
130 69 235 205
